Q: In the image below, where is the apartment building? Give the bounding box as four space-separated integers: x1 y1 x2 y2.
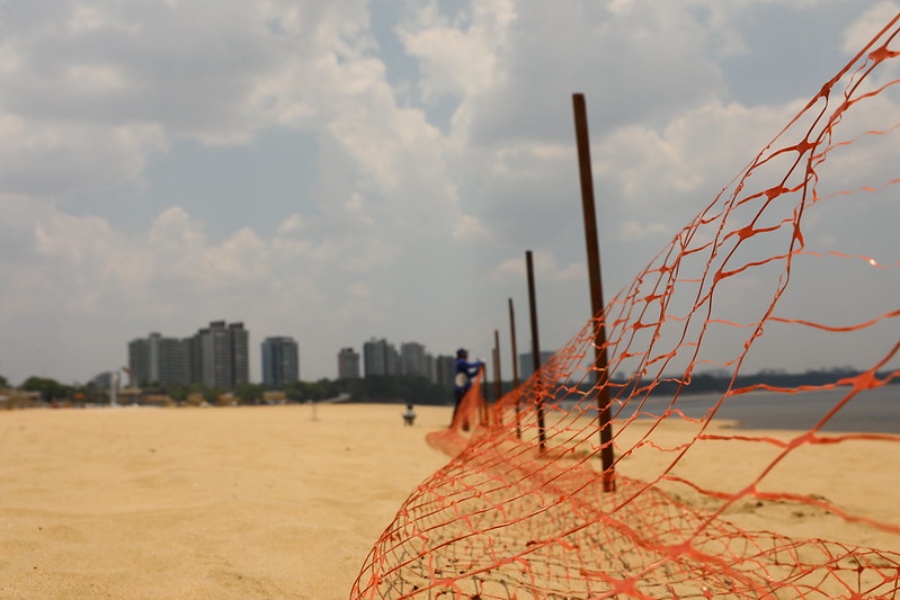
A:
261 336 300 388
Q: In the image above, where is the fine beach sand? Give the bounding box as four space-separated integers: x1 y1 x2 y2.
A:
0 404 451 599
1 403 899 599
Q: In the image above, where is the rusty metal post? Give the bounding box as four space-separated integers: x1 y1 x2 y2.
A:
479 359 489 427
509 297 522 439
525 250 547 452
492 329 502 427
572 93 615 492
493 330 502 400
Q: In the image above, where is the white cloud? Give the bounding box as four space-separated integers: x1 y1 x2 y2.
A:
0 113 168 196
488 141 573 179
276 213 305 235
148 206 205 256
0 1 897 386
398 0 515 102
486 250 583 284
619 220 668 241
456 2 725 147
67 5 114 33
15 210 150 319
840 1 900 56
452 214 489 242
0 0 384 196
595 99 800 211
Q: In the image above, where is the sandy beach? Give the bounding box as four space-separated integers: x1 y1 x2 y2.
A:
2 403 899 599
0 403 451 599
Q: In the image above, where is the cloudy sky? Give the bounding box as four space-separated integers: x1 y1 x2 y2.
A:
0 0 897 386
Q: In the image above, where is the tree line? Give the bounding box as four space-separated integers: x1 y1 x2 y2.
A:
3 366 893 408
609 366 892 397
0 374 455 407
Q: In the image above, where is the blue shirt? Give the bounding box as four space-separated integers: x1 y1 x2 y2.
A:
454 357 483 392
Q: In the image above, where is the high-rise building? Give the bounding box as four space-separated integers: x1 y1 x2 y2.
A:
229 322 250 387
423 353 435 383
128 332 190 386
386 343 400 375
187 321 249 389
129 321 249 390
187 335 202 386
399 342 436 381
400 342 426 377
337 347 361 379
363 338 400 377
196 321 232 389
363 338 386 376
128 338 150 384
435 355 456 388
261 336 299 388
160 335 189 385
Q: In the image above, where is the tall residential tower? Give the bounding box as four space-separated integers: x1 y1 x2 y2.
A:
127 333 190 386
261 336 300 388
194 321 249 389
337 347 361 379
363 338 400 377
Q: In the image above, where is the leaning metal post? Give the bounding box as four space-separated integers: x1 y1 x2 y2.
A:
492 330 502 428
525 250 547 452
509 298 522 439
573 93 615 492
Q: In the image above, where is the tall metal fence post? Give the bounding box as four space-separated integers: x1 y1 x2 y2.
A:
479 359 489 427
526 250 547 452
509 298 522 439
572 93 616 492
492 329 502 428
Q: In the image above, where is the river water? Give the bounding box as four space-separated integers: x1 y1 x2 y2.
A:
607 384 900 433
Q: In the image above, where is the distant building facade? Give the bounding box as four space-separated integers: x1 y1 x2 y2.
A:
128 338 150 384
361 338 438 382
90 370 117 390
128 332 190 386
337 347 361 379
229 323 250 387
128 321 249 390
363 338 401 377
261 336 299 388
400 342 433 378
194 321 249 389
423 354 435 382
156 336 190 385
434 355 455 388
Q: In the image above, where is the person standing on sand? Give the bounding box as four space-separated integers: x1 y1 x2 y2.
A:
452 348 484 429
402 403 416 426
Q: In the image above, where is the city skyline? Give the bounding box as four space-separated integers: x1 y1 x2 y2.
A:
0 3 896 387
124 327 457 390
3 326 885 390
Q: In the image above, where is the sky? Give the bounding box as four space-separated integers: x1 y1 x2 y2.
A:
0 0 897 386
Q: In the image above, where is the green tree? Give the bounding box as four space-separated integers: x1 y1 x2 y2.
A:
21 376 71 402
234 382 265 405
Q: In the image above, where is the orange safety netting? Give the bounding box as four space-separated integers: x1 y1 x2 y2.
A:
351 14 900 600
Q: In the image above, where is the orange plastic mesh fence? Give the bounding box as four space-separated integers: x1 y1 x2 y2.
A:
351 15 900 600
